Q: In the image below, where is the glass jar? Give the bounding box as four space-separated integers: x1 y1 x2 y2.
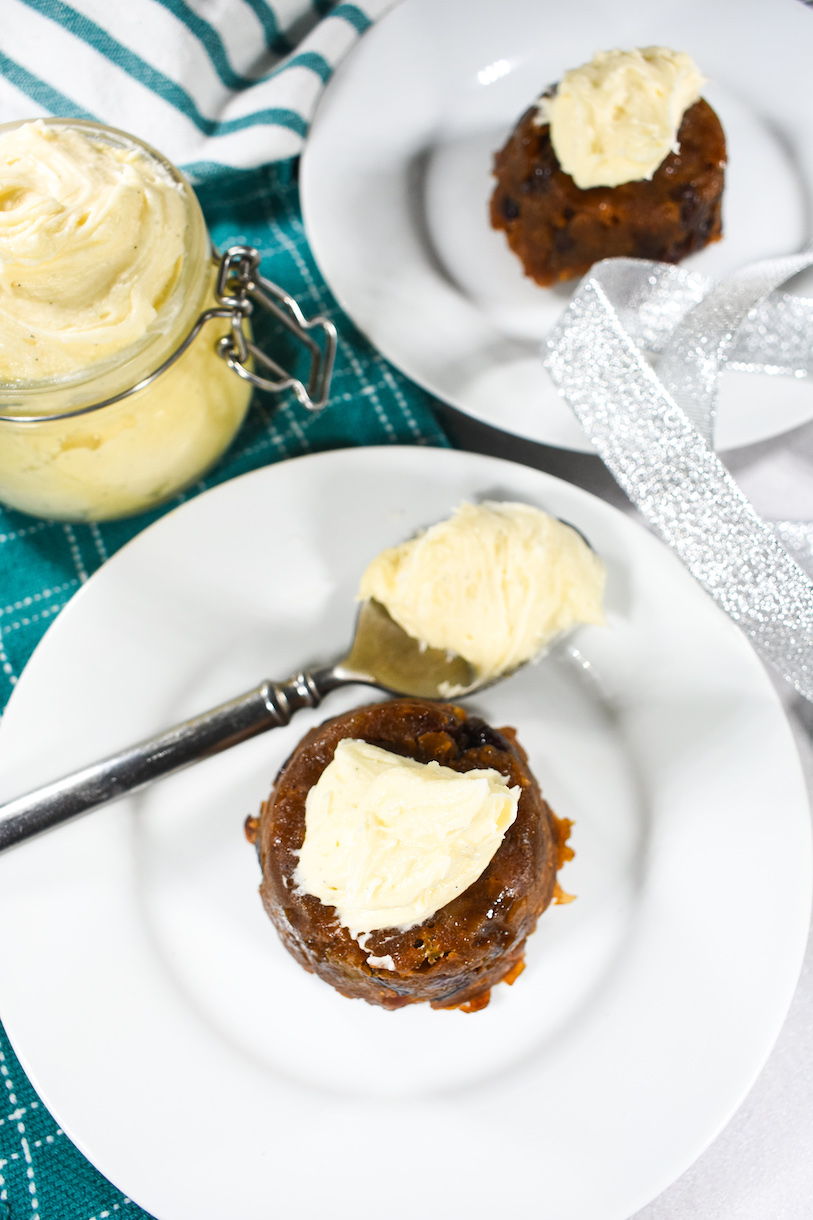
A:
0 119 334 523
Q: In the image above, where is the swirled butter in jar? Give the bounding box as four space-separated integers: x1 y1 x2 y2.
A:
0 118 253 521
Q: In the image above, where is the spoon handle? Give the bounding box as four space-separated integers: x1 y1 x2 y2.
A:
0 669 333 853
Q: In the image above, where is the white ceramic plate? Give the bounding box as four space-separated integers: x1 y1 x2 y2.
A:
301 0 813 453
0 447 809 1220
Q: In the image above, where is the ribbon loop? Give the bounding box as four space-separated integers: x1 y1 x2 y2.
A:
658 248 813 443
545 257 813 703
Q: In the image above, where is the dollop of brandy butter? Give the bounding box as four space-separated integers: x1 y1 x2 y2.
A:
0 120 186 380
294 739 520 936
536 47 704 189
358 501 605 682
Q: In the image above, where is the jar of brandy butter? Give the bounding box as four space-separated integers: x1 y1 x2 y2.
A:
0 119 334 521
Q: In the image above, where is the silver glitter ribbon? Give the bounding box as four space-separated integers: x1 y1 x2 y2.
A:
544 255 813 702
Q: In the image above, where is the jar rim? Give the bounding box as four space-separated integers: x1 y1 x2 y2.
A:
0 117 211 413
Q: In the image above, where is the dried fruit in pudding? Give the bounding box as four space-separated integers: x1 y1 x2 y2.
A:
246 699 573 1011
490 48 726 286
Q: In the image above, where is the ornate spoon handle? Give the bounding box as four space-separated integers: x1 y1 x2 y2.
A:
0 670 332 853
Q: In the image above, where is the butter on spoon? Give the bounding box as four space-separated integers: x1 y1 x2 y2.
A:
358 501 605 685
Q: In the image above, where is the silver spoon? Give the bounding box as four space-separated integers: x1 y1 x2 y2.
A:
0 599 481 853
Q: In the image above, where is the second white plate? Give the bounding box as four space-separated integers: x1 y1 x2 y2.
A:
302 0 813 453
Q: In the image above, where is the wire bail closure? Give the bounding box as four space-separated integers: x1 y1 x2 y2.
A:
214 245 337 412
0 245 337 424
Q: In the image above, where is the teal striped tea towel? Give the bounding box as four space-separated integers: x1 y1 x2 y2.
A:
0 0 399 176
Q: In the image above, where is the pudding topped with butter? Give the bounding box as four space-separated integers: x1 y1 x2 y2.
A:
250 699 572 1011
0 120 187 382
490 46 724 286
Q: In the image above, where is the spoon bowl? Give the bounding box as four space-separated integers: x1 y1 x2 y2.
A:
337 597 478 697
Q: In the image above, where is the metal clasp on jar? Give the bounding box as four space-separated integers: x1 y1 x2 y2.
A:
214 246 337 412
0 245 337 424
